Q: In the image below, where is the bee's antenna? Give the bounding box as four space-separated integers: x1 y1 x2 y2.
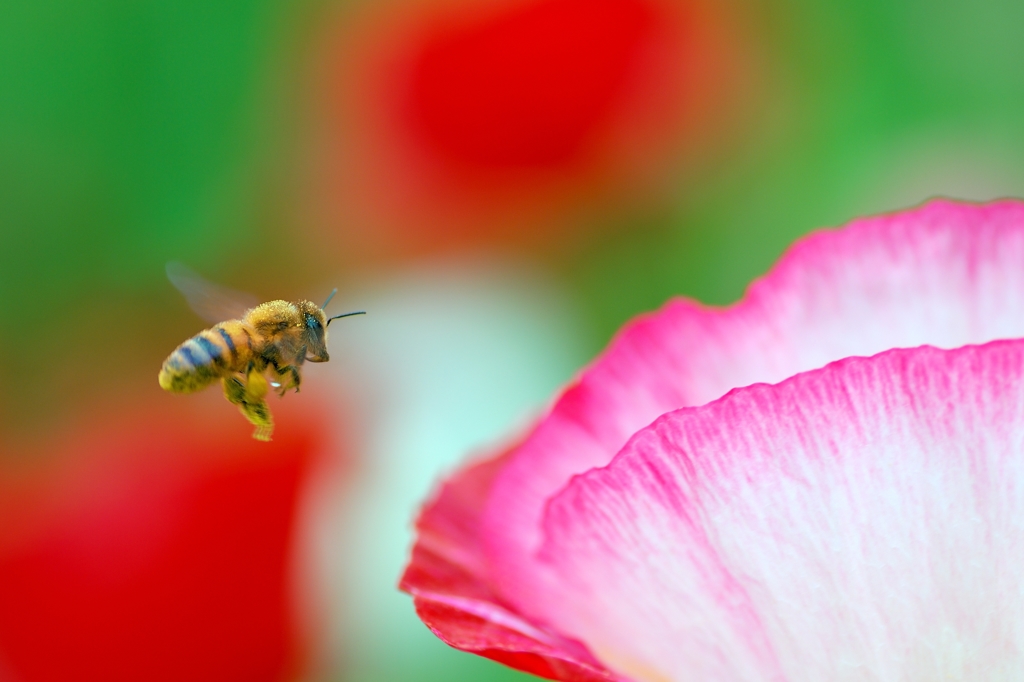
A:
322 287 339 309
327 310 366 326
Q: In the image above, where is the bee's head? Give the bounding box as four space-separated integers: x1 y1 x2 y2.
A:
299 292 365 363
299 303 330 362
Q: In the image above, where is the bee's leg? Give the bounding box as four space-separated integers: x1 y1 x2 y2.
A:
271 362 301 396
223 375 247 405
221 371 274 441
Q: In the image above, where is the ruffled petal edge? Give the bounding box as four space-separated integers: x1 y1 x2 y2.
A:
400 446 625 681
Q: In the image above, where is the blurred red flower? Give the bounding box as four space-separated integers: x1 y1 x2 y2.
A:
405 0 671 170
304 0 753 260
0 394 331 682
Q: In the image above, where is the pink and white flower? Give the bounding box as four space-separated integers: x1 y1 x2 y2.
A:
401 199 1024 681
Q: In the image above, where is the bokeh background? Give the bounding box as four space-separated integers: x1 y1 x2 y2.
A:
2 0 1023 679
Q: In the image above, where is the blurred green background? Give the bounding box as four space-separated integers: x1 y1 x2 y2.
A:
2 0 1023 679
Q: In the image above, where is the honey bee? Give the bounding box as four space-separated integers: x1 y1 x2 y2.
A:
159 263 364 441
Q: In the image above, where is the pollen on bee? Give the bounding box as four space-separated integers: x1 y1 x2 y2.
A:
247 370 270 399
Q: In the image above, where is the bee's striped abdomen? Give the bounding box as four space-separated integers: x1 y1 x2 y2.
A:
158 322 251 394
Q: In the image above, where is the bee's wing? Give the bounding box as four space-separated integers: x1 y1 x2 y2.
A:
166 261 260 324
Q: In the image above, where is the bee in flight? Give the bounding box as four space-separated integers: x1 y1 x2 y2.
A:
159 263 364 441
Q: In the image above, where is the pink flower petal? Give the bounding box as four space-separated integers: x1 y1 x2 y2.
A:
538 340 1024 680
403 199 1024 679
482 199 1024 603
401 445 624 681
